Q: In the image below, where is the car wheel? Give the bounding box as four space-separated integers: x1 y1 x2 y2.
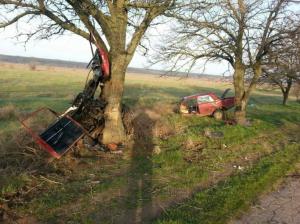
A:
213 110 223 121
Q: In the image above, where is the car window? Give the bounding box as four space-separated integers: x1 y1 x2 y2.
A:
185 98 197 107
197 95 214 103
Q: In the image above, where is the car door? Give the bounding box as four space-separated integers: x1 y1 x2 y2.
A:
197 95 217 115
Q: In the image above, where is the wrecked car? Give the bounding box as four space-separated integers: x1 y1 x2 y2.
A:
179 89 235 120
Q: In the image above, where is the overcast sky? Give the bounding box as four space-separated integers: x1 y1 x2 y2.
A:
0 22 229 76
1 3 299 76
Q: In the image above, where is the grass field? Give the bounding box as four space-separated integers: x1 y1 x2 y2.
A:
0 62 299 223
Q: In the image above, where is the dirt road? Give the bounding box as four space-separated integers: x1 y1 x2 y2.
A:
232 164 300 224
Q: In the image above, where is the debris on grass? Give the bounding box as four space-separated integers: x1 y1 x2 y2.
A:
153 145 161 155
107 143 118 151
203 128 224 139
233 165 245 171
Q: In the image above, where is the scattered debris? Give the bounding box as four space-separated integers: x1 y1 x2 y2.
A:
233 165 244 170
153 145 161 155
89 180 101 185
19 47 113 159
110 150 123 155
107 143 118 151
204 128 224 139
222 144 228 149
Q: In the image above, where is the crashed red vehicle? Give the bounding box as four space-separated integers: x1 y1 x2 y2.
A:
179 89 235 120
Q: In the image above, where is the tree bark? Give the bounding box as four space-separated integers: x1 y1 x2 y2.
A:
282 91 288 105
234 99 248 125
282 78 292 106
100 53 127 144
233 60 248 125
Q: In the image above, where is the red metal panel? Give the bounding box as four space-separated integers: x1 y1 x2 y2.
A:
19 109 61 158
19 108 85 159
221 97 235 109
98 48 110 77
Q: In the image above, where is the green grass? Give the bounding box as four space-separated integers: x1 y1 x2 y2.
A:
154 144 300 224
0 63 299 223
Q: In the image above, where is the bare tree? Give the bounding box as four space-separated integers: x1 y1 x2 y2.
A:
262 28 300 105
0 0 175 144
156 0 298 124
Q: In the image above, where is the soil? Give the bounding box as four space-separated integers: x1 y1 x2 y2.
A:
231 163 300 224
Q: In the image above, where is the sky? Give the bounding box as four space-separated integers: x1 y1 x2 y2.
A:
0 2 299 76
0 22 228 76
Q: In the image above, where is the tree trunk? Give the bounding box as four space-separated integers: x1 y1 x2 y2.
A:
282 79 292 106
234 99 248 125
100 54 127 144
233 60 247 125
282 91 288 105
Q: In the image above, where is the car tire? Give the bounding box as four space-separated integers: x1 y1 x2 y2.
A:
213 110 223 121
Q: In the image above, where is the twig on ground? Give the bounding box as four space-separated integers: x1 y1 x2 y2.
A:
40 175 63 185
24 146 38 155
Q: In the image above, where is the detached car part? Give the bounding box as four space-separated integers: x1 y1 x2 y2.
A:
20 48 110 158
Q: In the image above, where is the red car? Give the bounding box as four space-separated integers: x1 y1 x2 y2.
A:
179 89 235 120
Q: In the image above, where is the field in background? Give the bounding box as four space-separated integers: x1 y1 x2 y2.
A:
0 63 299 223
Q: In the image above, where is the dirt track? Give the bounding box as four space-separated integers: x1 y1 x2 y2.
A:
232 164 300 224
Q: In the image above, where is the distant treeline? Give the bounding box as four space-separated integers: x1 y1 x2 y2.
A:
0 54 86 68
0 54 232 80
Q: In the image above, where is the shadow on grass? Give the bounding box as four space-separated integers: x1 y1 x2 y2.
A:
81 110 156 223
120 110 156 223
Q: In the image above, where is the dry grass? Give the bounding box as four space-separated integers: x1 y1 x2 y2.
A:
28 63 37 71
0 104 17 120
0 62 299 223
0 62 86 74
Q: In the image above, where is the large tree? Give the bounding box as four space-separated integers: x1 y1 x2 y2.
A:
262 27 300 105
0 0 175 144
157 0 298 124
